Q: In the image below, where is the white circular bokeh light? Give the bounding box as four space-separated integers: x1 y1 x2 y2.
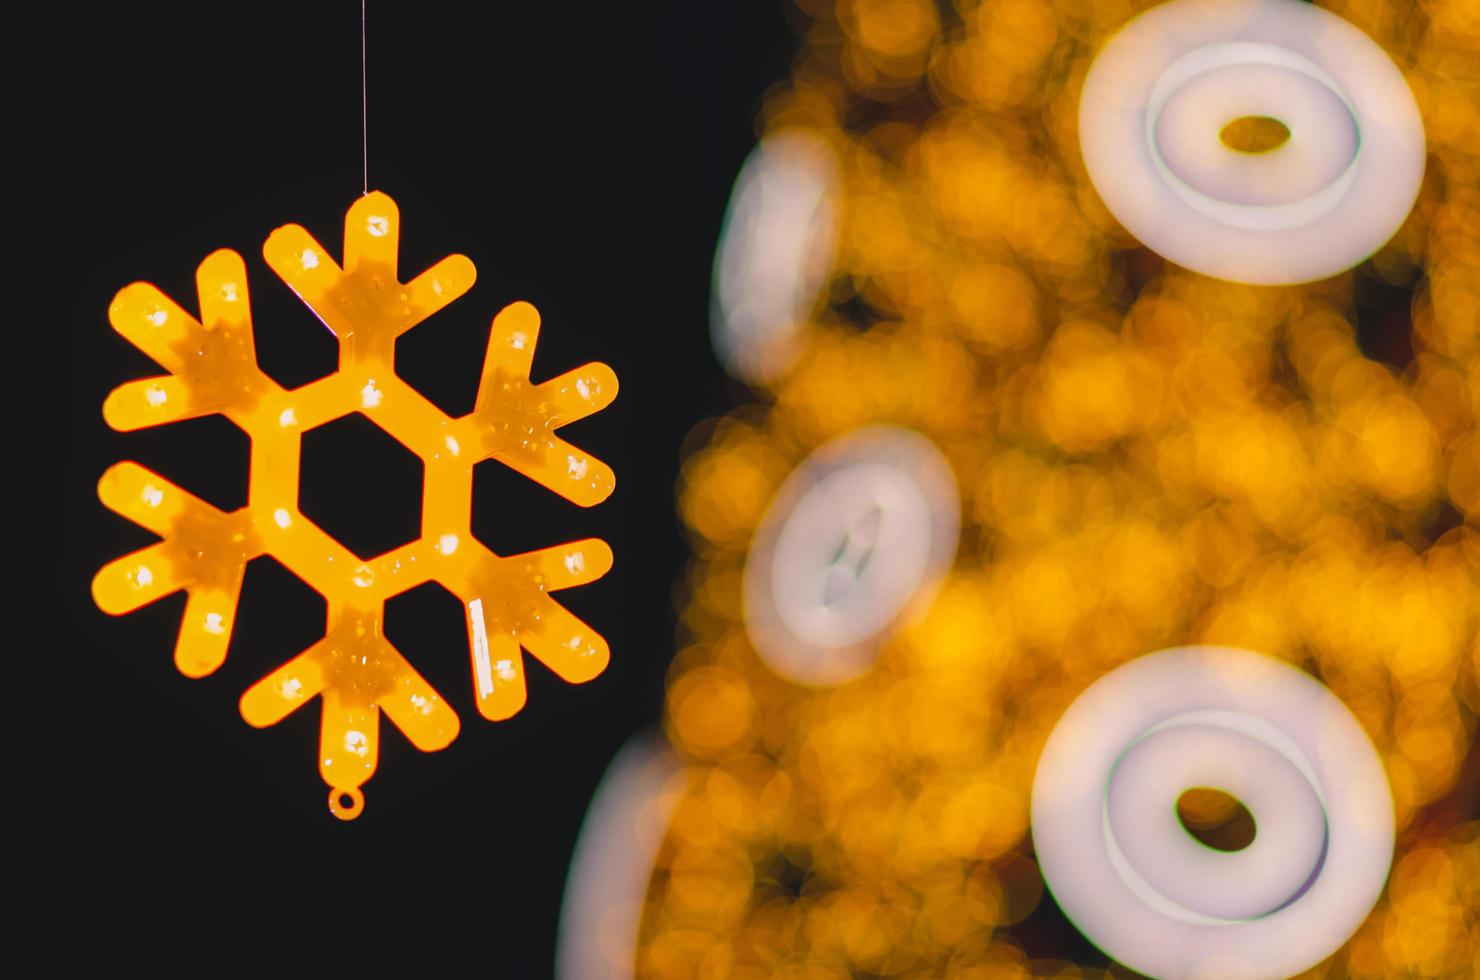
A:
743 426 959 686
1031 646 1394 980
556 732 684 980
1080 0 1425 284
711 130 839 383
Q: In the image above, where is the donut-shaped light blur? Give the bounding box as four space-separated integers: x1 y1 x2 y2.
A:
556 732 683 980
743 426 958 686
1031 646 1393 980
1080 0 1425 284
711 130 838 383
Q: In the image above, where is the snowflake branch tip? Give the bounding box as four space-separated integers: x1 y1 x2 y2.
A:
105 251 273 429
471 301 618 506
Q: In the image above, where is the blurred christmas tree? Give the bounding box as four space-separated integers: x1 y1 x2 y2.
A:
610 1 1478 976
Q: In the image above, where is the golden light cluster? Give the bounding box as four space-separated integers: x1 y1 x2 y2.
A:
638 0 1478 976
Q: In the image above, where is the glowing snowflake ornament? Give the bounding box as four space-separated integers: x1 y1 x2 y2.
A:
93 192 618 819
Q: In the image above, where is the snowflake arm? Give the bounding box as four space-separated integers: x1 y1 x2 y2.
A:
93 462 261 678
453 536 615 721
468 300 619 506
239 605 461 820
263 192 476 364
103 249 278 430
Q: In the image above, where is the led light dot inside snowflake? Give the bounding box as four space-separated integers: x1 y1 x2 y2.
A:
93 191 619 820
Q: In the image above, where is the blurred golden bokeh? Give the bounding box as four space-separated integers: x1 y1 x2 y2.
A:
639 0 1479 976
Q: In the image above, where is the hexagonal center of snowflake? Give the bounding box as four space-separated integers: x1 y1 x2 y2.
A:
299 413 424 560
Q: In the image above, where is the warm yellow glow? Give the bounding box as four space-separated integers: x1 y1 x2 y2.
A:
641 0 1480 974
1218 115 1292 153
94 191 618 819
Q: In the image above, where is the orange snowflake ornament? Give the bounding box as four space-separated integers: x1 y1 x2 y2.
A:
93 192 618 820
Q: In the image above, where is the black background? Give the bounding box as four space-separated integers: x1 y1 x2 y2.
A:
26 2 793 975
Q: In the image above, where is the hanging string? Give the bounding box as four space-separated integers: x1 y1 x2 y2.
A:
361 0 369 196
